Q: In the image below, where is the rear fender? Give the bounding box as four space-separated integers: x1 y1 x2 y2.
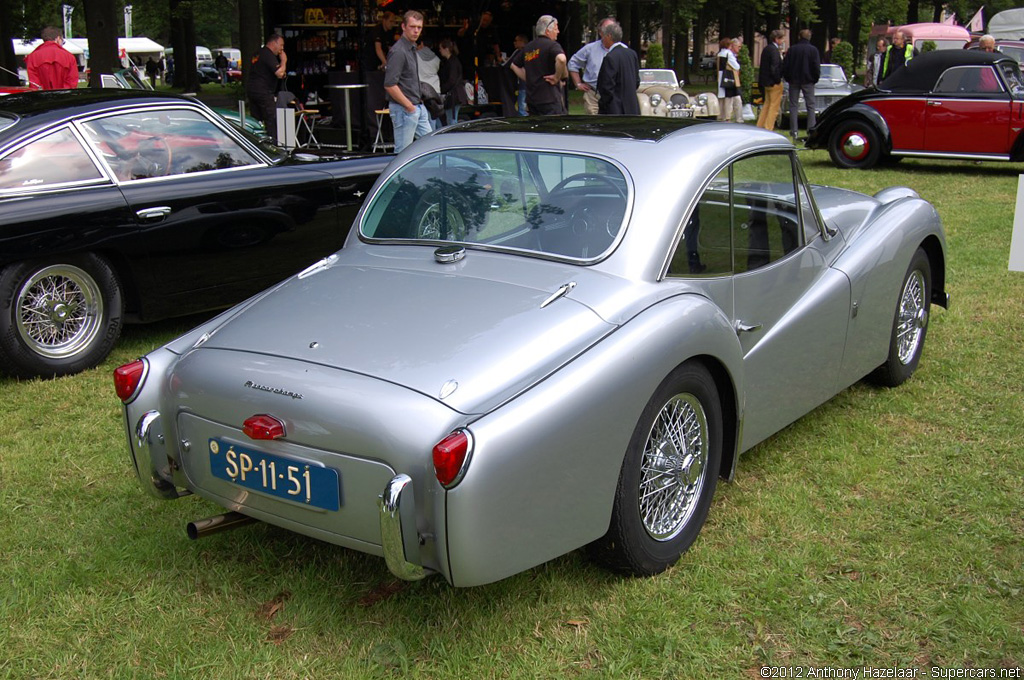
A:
443 293 744 587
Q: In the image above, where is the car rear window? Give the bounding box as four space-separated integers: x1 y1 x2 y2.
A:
360 149 629 261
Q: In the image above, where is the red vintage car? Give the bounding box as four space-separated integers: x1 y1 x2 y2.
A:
806 50 1024 169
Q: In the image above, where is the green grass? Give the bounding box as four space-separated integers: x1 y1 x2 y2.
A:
1 150 1022 678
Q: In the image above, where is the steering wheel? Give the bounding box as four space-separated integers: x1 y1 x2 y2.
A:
548 172 626 199
133 136 173 177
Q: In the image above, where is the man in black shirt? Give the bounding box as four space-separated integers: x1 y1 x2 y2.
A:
247 33 286 142
756 29 785 130
782 28 820 139
510 15 568 115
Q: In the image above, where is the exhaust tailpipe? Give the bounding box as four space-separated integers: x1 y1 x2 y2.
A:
187 511 256 540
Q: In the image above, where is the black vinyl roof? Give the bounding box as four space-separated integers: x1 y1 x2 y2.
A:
880 50 1013 92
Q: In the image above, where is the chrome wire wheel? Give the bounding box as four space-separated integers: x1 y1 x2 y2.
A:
15 265 104 360
417 202 466 241
639 393 709 541
896 268 927 365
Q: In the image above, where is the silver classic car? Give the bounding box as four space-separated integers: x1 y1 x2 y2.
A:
117 117 948 586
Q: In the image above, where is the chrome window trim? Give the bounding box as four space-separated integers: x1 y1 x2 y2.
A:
659 144 807 280
0 124 112 196
357 145 636 266
70 105 268 186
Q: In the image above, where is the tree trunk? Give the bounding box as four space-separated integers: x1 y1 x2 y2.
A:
846 3 863 76
675 20 690 83
84 0 120 88
170 0 199 92
907 0 919 25
0 2 19 86
662 1 674 70
238 0 261 88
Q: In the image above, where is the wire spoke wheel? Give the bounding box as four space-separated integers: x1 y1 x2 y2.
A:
895 269 927 365
15 265 104 359
417 202 466 241
639 393 709 541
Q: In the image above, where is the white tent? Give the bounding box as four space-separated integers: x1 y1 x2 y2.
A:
12 39 85 56
64 37 165 60
989 9 1024 40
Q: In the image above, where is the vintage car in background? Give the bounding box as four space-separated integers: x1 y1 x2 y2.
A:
117 116 948 587
0 89 388 378
637 69 718 118
807 50 1024 169
781 63 862 120
965 39 1024 64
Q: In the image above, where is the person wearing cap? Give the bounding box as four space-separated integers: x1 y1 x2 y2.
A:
510 15 568 115
25 26 79 90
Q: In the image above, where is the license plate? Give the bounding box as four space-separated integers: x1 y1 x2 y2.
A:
669 109 694 118
208 438 340 511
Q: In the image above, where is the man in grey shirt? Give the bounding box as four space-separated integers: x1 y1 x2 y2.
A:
384 10 432 153
568 17 615 114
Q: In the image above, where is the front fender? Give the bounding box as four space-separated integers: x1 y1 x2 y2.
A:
810 102 891 151
442 293 744 587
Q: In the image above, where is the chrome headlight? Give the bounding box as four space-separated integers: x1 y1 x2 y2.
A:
650 93 662 107
697 94 708 106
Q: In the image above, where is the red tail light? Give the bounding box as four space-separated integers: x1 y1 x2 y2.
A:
432 430 472 488
243 414 286 440
114 359 147 403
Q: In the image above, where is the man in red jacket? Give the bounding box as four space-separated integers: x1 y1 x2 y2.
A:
26 27 79 90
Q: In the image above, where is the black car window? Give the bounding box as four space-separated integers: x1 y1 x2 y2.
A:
0 127 103 192
668 152 802 277
934 66 1005 95
79 108 261 182
999 62 1024 97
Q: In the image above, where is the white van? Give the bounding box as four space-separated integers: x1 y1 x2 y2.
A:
166 46 214 67
215 48 242 69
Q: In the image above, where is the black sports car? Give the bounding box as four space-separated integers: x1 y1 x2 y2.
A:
0 89 388 378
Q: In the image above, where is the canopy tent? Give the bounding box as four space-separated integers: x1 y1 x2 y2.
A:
12 39 85 56
988 9 1024 40
64 37 165 59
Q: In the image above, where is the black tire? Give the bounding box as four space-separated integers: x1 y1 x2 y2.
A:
868 248 931 387
588 362 723 576
0 254 123 378
828 119 883 169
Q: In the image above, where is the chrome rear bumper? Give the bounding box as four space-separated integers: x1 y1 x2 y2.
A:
379 474 427 581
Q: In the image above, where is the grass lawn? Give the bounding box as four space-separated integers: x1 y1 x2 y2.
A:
1 141 1022 678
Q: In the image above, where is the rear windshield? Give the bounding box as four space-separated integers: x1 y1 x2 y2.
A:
360 148 629 261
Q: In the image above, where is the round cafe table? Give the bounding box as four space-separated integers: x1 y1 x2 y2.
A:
325 83 368 151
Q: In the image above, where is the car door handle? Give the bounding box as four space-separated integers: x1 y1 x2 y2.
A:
734 320 763 334
136 206 172 222
927 101 943 107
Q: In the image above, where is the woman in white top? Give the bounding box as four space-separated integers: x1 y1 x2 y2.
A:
716 38 742 123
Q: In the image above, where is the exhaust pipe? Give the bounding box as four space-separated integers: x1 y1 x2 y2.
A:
186 511 256 540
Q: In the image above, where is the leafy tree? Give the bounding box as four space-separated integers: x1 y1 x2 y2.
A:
832 40 853 77
737 42 754 103
646 42 664 68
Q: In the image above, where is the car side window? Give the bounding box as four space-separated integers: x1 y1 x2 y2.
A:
934 66 1004 95
999 63 1024 98
0 127 103 192
79 109 261 182
668 152 803 277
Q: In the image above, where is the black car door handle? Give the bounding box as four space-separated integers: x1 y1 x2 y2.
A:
136 206 172 222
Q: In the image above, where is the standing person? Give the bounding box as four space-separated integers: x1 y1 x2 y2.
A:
510 15 568 116
384 11 432 153
596 21 639 115
215 51 229 85
417 37 443 130
880 30 917 83
145 56 159 87
865 38 887 87
716 38 742 123
824 37 841 63
782 28 820 140
25 27 78 90
978 34 997 52
503 34 530 116
438 38 468 125
247 33 287 143
568 17 616 115
756 30 785 130
457 11 501 80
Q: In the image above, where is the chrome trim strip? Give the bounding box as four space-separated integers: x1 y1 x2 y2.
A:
379 474 427 581
892 150 1012 161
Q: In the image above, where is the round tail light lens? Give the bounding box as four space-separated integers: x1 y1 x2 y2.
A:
114 359 147 403
432 430 472 488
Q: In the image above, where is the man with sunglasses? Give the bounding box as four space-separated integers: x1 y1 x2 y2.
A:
510 15 568 115
25 27 79 90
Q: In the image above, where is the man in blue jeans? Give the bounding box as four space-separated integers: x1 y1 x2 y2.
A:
384 10 432 153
